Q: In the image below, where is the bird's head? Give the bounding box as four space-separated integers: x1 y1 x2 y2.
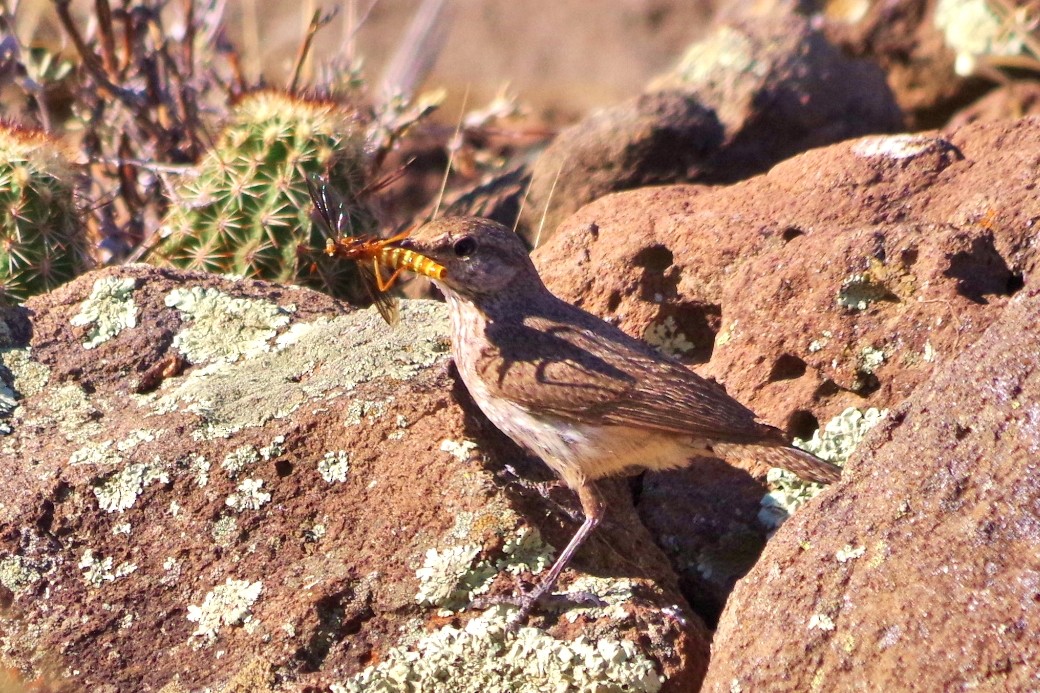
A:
398 217 544 301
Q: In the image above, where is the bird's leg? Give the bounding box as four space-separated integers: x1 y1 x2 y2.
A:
505 480 607 629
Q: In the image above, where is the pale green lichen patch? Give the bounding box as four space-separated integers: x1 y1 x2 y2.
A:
226 478 271 512
165 287 293 364
186 578 263 646
212 515 239 546
342 397 395 426
835 545 865 563
79 548 136 587
643 316 696 358
221 444 260 478
72 429 162 468
318 451 350 483
759 407 886 529
333 605 663 693
807 331 832 354
416 528 556 613
440 438 479 462
795 407 887 463
0 555 43 593
69 440 120 466
37 382 100 444
714 319 738 348
387 413 410 441
499 527 554 576
69 277 138 349
1 347 50 428
115 428 160 452
837 273 896 311
259 435 285 460
415 545 496 611
859 346 886 374
93 460 169 512
188 453 210 487
146 300 450 437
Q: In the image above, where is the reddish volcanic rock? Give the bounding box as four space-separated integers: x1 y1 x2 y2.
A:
534 116 1038 626
947 81 1040 130
537 117 1038 432
703 283 1040 691
0 265 707 691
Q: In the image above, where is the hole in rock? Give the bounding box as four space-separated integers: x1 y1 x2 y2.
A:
944 236 1019 304
787 410 819 440
643 302 721 364
768 354 807 382
632 244 674 273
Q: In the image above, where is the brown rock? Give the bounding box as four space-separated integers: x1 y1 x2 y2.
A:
523 92 724 245
533 116 1038 626
524 12 901 242
819 0 1037 127
947 81 1040 130
0 265 707 691
703 283 1040 691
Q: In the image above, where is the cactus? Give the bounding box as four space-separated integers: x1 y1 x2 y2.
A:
0 125 89 304
155 91 377 300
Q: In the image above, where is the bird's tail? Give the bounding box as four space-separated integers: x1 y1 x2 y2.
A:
713 442 842 484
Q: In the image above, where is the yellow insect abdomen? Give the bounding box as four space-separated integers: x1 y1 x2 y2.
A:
382 247 445 279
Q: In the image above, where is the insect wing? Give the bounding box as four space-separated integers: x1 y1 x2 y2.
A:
307 174 350 238
358 258 401 326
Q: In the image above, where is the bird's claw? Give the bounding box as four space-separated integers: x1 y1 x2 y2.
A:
471 586 609 633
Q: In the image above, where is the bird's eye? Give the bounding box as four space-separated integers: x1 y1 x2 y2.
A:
453 237 476 257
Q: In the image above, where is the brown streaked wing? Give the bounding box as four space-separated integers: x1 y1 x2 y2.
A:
475 310 783 445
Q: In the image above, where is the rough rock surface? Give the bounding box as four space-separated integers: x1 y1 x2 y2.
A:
948 81 1040 130
523 12 901 242
820 0 1040 128
703 283 1040 692
534 116 1038 624
0 265 708 691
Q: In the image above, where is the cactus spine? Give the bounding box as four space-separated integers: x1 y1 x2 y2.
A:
156 91 376 299
0 125 88 304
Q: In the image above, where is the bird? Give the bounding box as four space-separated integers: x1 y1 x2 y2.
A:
396 217 841 626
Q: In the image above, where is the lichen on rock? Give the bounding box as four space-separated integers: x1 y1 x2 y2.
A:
759 407 886 528
186 578 263 646
334 605 664 693
69 276 138 349
165 287 294 364
318 450 350 483
0 555 43 593
93 459 169 512
225 478 271 512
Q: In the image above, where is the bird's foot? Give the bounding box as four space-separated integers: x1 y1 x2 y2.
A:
471 584 608 633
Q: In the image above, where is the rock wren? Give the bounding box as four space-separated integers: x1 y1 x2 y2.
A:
400 217 841 625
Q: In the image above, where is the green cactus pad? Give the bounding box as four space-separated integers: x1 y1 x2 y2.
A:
0 125 88 304
155 91 376 300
